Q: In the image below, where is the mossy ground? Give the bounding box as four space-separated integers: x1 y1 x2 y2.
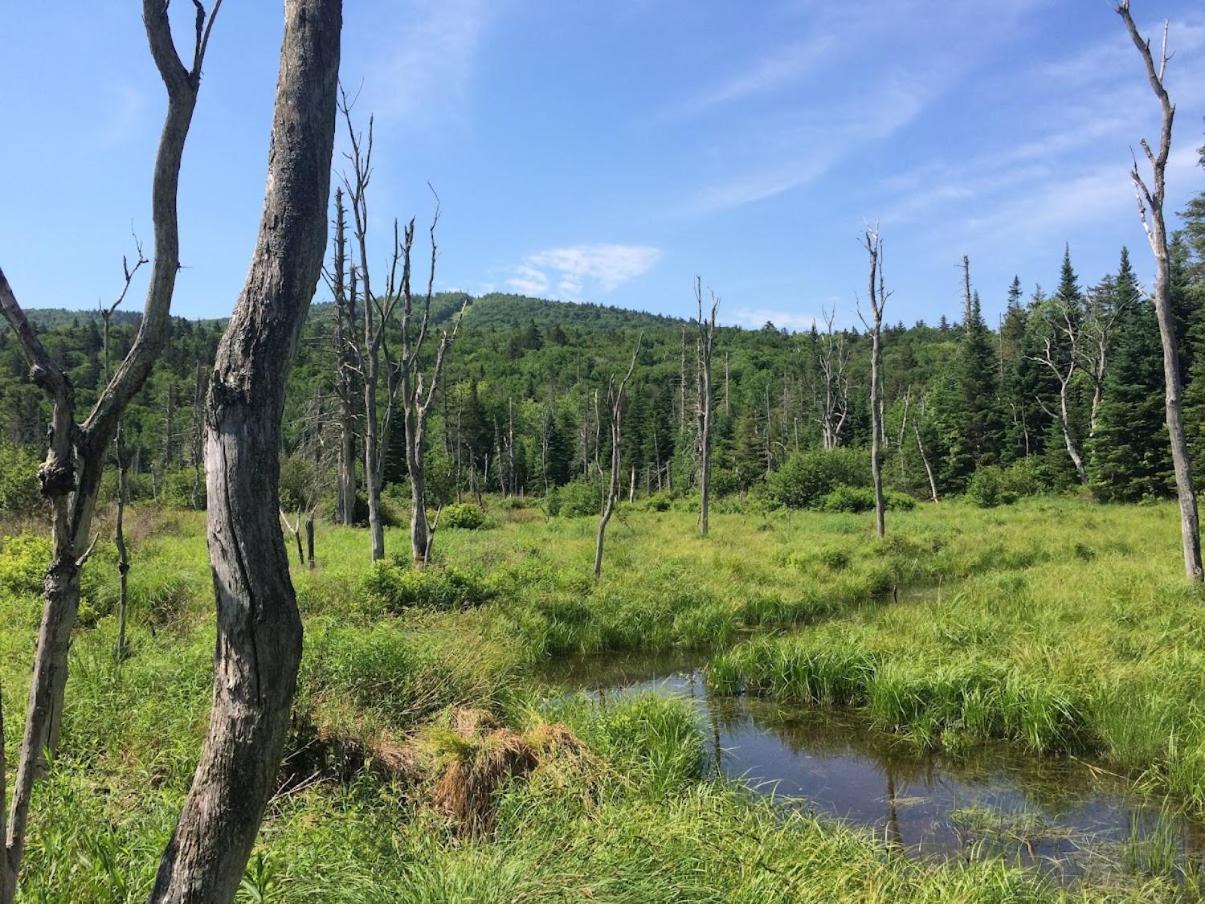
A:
1 497 1201 901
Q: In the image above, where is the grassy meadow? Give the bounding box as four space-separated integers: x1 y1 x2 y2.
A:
2 497 1204 901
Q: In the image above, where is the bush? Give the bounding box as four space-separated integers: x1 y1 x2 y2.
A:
820 485 917 513
0 443 43 514
641 492 672 512
441 503 488 530
546 479 602 517
360 562 493 613
765 448 870 509
967 466 1018 508
0 533 51 594
159 467 204 510
999 459 1047 498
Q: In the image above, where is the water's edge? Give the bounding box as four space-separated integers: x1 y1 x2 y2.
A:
542 649 1205 886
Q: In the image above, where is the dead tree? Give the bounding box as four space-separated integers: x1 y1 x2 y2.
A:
815 308 850 448
695 278 718 536
1117 1 1203 581
327 187 358 525
1081 278 1131 438
0 5 220 898
150 2 340 900
594 337 641 579
190 360 207 509
398 220 467 565
1027 295 1086 483
99 243 148 664
337 103 392 560
859 227 890 538
339 100 465 563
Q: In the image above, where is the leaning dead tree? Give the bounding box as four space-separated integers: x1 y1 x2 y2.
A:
150 2 340 900
594 337 641 579
1117 1 1203 582
694 278 718 537
0 4 220 899
859 227 890 538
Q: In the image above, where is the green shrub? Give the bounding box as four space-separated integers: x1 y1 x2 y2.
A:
545 479 601 517
360 562 493 613
641 492 672 512
0 533 50 594
765 448 870 509
819 485 917 513
967 466 1017 508
0 442 42 514
441 502 488 530
159 468 204 510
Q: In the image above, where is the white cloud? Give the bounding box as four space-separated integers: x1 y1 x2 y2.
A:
358 0 488 124
505 244 662 299
682 35 835 114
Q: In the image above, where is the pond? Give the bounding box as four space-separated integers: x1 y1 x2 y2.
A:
542 649 1205 886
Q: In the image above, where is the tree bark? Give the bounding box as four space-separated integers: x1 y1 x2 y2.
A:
861 229 888 538
1117 2 1203 581
150 2 340 900
695 279 717 537
594 338 640 579
1 4 218 892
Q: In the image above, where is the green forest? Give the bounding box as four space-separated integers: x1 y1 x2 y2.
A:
4 143 1205 516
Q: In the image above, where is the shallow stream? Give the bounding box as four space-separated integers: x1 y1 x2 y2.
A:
543 649 1205 885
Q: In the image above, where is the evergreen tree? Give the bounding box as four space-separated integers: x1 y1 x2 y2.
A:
1089 256 1171 501
942 289 1002 486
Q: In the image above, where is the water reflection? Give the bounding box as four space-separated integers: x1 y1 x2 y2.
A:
543 650 1205 883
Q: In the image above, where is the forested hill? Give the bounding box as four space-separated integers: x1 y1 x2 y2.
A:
3 164 1205 512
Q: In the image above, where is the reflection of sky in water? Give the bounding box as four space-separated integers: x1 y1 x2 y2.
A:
548 652 1205 882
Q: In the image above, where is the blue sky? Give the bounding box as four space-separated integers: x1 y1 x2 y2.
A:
2 1 1204 330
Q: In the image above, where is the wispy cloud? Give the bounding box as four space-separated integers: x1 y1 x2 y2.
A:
358 0 488 125
877 11 1205 246
681 35 835 115
505 244 662 299
681 0 1056 215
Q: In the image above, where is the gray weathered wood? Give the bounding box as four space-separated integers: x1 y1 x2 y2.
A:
1116 1 1203 581
150 2 341 899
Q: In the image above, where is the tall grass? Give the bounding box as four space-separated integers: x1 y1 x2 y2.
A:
2 497 1203 900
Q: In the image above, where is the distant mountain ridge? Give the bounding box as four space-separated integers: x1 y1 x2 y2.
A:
23 292 685 335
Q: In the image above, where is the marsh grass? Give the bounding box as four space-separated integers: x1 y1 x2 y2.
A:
1 497 1203 900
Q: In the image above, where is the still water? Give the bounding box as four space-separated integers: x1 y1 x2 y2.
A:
544 649 1205 883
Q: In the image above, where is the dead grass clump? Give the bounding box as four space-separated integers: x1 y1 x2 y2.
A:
424 707 594 836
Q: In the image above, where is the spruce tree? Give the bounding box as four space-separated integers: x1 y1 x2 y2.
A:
1089 253 1172 501
944 289 1002 486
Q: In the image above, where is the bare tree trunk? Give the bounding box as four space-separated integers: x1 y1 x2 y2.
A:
330 189 357 526
1118 2 1203 581
191 360 206 510
150 2 339 899
1 4 219 892
0 690 8 904
595 338 641 579
695 278 718 536
115 427 130 662
860 228 888 538
915 423 939 503
305 509 316 569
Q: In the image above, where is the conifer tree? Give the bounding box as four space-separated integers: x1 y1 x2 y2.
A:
1089 253 1171 501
